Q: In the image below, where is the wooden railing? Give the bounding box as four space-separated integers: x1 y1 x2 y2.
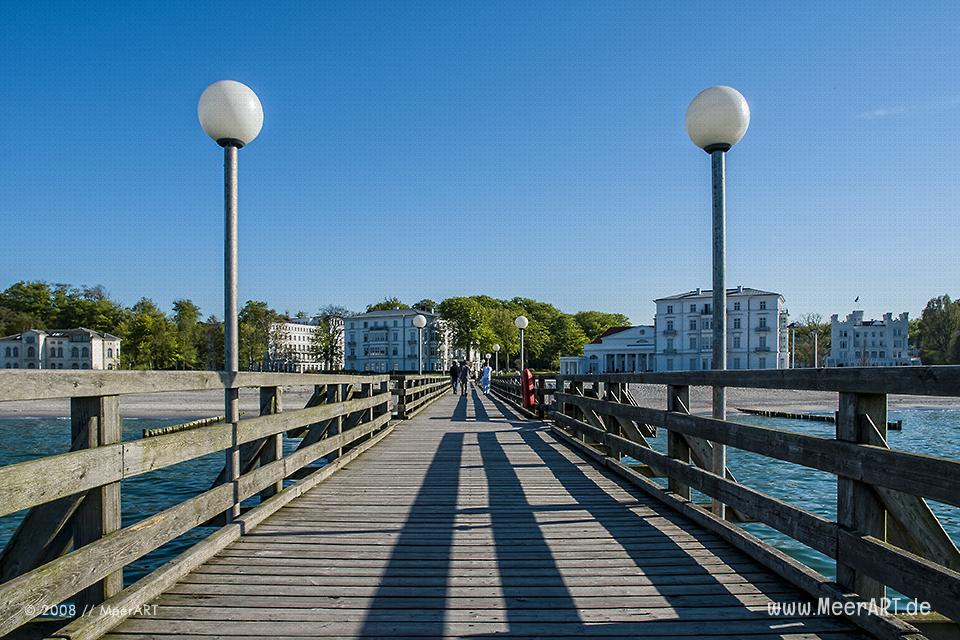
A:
391 373 451 419
490 374 554 419
0 370 395 638
542 367 960 632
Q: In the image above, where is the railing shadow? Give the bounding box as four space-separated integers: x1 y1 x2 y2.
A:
358 431 464 636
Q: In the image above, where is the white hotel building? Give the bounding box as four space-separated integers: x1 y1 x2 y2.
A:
0 328 121 370
266 316 345 372
559 326 656 375
826 311 918 367
655 287 788 371
344 309 451 373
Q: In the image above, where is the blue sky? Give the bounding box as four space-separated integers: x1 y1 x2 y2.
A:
1 2 957 324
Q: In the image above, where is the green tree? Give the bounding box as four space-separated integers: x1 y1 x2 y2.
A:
172 299 202 369
438 297 484 355
573 311 631 342
413 299 438 312
120 298 180 369
0 281 55 330
549 314 590 366
918 295 960 364
197 315 224 370
238 300 281 370
367 297 410 312
791 314 831 367
310 305 351 370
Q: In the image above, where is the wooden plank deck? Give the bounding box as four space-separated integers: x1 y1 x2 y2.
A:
104 386 868 639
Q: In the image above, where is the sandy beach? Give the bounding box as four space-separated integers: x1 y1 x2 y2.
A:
0 384 956 420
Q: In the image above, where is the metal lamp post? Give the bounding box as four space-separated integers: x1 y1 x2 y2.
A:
413 314 427 375
812 330 819 368
686 85 750 519
493 343 500 371
198 80 264 521
515 316 528 371
788 322 801 368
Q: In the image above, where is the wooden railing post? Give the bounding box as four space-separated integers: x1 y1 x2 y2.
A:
259 386 283 500
328 383 344 459
71 394 122 608
666 385 691 500
836 391 887 602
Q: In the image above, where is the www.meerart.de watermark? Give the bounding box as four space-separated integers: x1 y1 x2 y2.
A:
768 598 932 617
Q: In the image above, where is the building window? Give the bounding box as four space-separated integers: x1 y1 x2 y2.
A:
733 336 741 349
734 302 740 311
690 304 696 312
759 301 767 310
666 338 674 350
27 346 35 357
12 347 18 357
13 363 18 369
733 357 741 369
689 358 697 370
689 337 697 349
759 317 767 328
666 359 674 371
733 318 741 329
704 319 711 330
666 320 674 331
81 347 89 357
3 347 9 357
759 336 767 349
82 363 89 369
666 305 673 314
759 357 767 368
107 348 113 358
689 319 697 330
71 363 79 369
71 347 79 358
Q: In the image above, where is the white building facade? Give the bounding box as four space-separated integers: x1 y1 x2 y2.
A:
826 311 917 367
654 287 788 372
559 326 656 375
0 328 121 370
266 316 345 373
344 309 451 373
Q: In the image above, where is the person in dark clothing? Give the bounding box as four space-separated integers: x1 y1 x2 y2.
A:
450 362 460 394
458 360 470 396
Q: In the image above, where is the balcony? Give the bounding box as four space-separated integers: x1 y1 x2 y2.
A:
663 348 677 355
755 325 771 332
754 346 771 353
663 329 677 336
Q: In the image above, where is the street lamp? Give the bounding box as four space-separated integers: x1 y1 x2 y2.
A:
515 316 529 371
413 314 427 375
687 85 750 519
492 343 500 371
787 322 801 368
199 80 263 521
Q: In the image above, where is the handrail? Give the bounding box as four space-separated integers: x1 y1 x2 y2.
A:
390 373 451 419
541 367 960 625
0 371 394 637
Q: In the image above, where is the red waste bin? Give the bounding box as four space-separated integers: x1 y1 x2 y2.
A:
521 368 536 409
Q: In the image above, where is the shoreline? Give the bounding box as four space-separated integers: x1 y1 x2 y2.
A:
0 386 957 419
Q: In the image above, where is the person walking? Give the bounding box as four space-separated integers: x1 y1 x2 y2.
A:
479 360 492 395
458 360 470 396
449 361 460 395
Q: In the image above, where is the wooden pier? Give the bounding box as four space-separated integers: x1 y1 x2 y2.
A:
0 367 958 639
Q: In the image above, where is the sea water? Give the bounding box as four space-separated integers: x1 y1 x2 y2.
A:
0 410 957 588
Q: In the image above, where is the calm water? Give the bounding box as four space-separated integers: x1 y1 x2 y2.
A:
0 409 957 596
0 415 310 585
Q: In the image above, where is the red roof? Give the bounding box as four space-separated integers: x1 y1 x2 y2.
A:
589 326 632 344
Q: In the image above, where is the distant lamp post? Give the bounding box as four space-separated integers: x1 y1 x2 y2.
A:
812 329 820 368
492 343 500 371
199 79 263 521
787 322 801 368
515 316 529 371
687 85 750 519
413 314 427 375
